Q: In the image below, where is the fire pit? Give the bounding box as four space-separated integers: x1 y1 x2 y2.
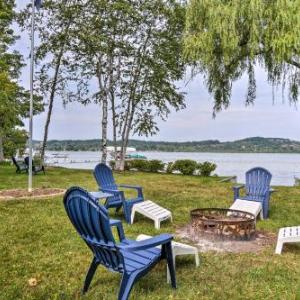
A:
190 208 256 240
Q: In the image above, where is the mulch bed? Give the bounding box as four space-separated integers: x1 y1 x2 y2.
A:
0 188 65 201
176 223 277 253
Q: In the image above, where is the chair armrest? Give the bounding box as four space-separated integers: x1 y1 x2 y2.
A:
109 219 125 241
117 234 173 252
269 188 276 193
233 185 244 201
233 185 245 190
100 188 125 199
119 184 142 190
118 185 144 199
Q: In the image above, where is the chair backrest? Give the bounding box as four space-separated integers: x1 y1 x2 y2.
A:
63 187 124 272
11 156 19 167
24 156 33 167
245 167 272 197
94 163 117 190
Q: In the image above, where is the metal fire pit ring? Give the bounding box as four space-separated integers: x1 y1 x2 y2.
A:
190 208 256 240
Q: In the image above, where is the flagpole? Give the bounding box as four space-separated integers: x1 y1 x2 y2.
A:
29 0 35 192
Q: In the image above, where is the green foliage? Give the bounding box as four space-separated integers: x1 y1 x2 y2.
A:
0 0 43 160
166 162 174 173
172 159 198 175
109 160 116 170
3 129 27 157
127 159 148 171
127 159 164 173
184 0 300 111
198 161 217 177
146 160 165 173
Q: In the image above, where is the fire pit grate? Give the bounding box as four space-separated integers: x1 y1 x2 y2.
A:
190 208 256 240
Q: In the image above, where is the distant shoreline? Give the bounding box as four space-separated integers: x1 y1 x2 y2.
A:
46 150 300 154
35 136 300 154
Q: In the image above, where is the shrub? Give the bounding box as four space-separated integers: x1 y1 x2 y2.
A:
172 159 198 175
128 159 148 171
109 160 116 169
110 159 164 173
198 161 217 176
147 160 165 173
166 162 174 173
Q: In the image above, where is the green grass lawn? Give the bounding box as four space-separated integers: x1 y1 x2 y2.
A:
0 165 299 299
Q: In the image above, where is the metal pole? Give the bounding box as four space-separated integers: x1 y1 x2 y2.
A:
29 0 35 192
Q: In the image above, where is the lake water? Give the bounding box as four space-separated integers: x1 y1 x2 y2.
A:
45 151 300 186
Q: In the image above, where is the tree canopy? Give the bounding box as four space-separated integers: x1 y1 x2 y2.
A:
184 0 300 113
0 0 43 160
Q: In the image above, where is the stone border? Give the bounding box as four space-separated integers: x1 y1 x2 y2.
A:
0 188 66 201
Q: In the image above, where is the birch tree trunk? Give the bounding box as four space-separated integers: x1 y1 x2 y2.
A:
101 94 108 163
0 134 4 162
40 49 64 163
110 90 117 154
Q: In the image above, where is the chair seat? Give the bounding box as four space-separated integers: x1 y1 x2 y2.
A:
120 239 161 272
230 199 263 219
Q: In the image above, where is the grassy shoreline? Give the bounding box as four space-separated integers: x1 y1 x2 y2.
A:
0 165 299 299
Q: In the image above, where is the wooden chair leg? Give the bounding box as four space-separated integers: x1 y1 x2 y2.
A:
82 257 98 294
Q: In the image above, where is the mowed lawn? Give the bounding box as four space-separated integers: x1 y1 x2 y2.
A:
0 164 299 300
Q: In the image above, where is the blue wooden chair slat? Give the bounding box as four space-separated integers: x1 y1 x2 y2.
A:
64 187 176 300
94 163 144 223
233 167 273 218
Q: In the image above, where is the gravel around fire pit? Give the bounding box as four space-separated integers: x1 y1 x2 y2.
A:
176 224 276 253
0 188 65 201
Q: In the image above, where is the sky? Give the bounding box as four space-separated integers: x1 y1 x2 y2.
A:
15 2 300 142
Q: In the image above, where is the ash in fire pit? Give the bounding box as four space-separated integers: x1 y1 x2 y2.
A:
190 208 256 240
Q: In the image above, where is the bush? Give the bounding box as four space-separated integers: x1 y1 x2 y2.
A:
109 160 116 169
166 162 174 173
127 159 164 173
172 159 198 175
127 159 148 171
198 161 217 176
147 160 165 173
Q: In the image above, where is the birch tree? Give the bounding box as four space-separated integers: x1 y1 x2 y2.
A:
19 0 83 163
71 0 130 163
115 0 186 169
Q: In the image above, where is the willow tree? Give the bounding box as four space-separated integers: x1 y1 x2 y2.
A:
184 0 300 113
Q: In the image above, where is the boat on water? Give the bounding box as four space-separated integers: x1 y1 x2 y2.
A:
107 146 147 160
51 153 69 159
125 153 147 160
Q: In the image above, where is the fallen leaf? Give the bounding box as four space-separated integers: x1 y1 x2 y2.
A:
28 278 38 287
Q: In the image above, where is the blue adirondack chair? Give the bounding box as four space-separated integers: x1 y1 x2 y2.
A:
233 167 273 218
63 187 176 300
94 163 144 223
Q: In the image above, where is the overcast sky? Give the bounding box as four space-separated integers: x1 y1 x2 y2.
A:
15 3 300 142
